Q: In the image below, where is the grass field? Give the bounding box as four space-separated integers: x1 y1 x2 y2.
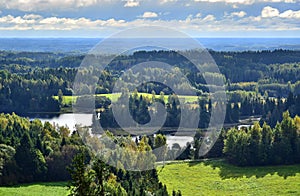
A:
53 93 122 105
54 92 199 105
158 159 300 196
0 182 69 196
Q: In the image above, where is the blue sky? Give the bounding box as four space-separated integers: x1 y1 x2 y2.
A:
0 0 299 37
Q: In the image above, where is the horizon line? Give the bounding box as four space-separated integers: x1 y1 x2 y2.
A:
1 36 300 39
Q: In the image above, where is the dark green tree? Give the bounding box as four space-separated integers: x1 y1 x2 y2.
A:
68 151 93 196
15 132 47 182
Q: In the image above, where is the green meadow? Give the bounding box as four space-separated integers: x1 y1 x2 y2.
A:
158 160 300 196
0 182 69 196
54 92 199 105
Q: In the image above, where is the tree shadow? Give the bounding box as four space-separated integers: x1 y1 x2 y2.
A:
7 181 68 188
188 159 300 180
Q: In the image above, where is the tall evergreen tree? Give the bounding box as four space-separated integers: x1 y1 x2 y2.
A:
15 132 47 182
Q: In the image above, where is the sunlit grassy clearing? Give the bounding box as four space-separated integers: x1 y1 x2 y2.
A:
0 182 69 196
158 160 300 196
54 93 199 105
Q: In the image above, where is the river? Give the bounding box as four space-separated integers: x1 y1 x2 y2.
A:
33 113 258 147
33 113 193 147
33 113 93 131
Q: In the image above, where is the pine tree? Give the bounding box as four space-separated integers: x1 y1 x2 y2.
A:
248 122 262 165
58 89 64 106
15 132 46 182
68 152 93 196
260 123 272 165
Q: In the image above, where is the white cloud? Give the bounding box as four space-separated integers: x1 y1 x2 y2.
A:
251 16 262 21
261 0 296 3
261 6 279 17
195 13 202 18
202 14 215 21
0 14 126 31
194 0 255 4
232 4 239 8
230 11 247 17
160 0 178 4
124 0 140 7
0 0 106 11
0 15 36 25
23 14 43 20
0 10 300 36
141 12 158 18
185 14 193 22
279 9 300 18
0 0 298 13
194 0 297 4
261 6 300 18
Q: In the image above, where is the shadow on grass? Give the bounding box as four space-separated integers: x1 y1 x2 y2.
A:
188 159 300 180
8 181 68 188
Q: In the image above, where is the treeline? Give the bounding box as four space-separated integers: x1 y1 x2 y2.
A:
96 49 300 97
97 109 300 168
96 90 300 130
158 110 300 167
0 68 74 115
224 91 300 127
98 92 183 129
96 91 234 130
0 51 83 68
0 113 86 185
1 49 300 115
212 50 300 83
223 111 300 166
260 92 300 127
0 113 180 195
67 132 181 196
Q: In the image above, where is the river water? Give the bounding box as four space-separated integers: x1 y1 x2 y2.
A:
34 113 93 131
34 113 193 147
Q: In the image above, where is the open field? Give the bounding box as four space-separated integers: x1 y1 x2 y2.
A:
158 159 300 196
0 182 69 196
54 92 199 105
53 93 122 105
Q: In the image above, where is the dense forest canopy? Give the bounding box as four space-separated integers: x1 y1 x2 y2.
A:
1 49 299 132
1 49 300 127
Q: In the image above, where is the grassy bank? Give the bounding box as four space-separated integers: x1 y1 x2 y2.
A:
158 159 300 195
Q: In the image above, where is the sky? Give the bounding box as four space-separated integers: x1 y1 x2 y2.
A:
0 0 299 38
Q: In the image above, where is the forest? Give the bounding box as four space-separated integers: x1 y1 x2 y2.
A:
1 49 300 118
1 108 300 194
0 113 181 195
224 111 300 166
1 49 300 195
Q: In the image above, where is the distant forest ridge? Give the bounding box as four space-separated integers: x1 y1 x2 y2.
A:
0 38 300 53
